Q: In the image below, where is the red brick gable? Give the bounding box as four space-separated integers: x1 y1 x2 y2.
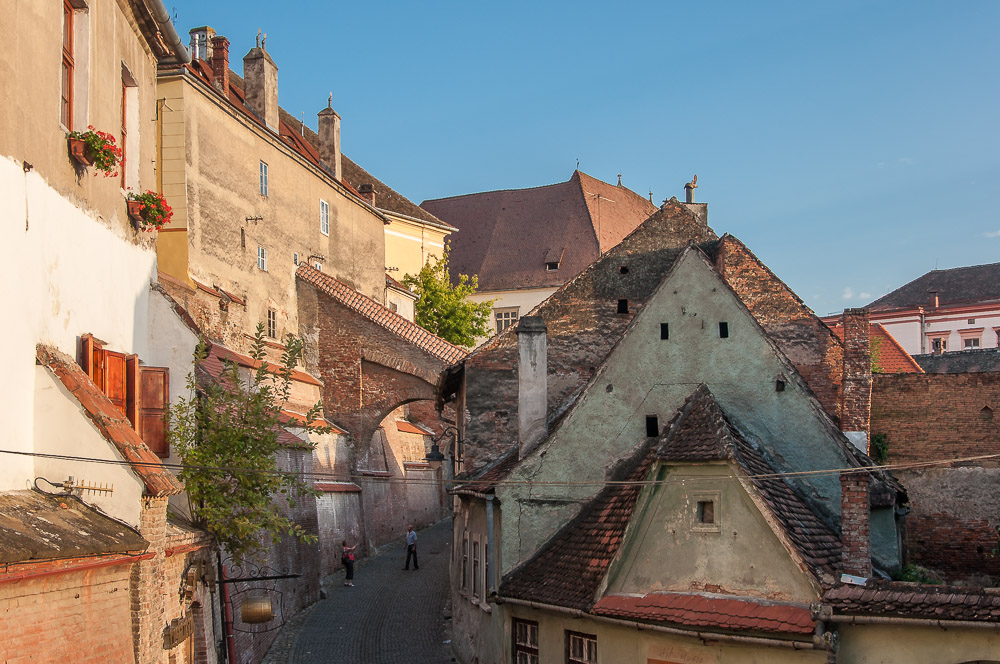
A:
296 264 467 365
36 346 183 498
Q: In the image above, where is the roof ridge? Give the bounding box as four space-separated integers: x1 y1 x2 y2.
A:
420 173 580 204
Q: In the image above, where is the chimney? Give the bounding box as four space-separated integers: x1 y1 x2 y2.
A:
684 174 698 203
840 308 872 453
516 316 547 459
210 36 230 94
840 472 872 579
188 26 215 61
928 289 939 308
358 183 376 206
243 34 279 132
317 99 342 181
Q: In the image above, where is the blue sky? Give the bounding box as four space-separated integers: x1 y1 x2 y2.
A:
166 1 999 314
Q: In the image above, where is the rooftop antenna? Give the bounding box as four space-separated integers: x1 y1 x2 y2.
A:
300 112 305 136
648 190 654 204
617 173 622 187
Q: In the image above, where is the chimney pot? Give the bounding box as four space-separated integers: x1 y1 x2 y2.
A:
188 26 216 61
517 316 548 459
243 45 279 132
684 174 698 203
317 105 342 181
840 472 872 578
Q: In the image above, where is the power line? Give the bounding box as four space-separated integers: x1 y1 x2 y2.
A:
1 448 996 490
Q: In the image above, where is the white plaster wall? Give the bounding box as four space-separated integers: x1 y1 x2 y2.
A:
877 310 1000 355
32 367 145 526
143 288 200 409
0 156 157 490
470 286 559 345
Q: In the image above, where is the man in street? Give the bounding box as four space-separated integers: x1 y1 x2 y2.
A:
403 524 419 570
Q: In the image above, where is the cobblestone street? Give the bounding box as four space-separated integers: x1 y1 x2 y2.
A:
265 519 454 664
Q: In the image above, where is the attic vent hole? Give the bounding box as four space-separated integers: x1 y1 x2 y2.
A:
619 265 629 274
775 379 785 392
719 322 729 338
980 406 994 421
660 323 669 340
645 415 659 438
545 262 560 271
617 299 629 314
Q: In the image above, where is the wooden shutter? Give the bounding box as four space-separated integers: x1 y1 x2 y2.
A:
138 367 170 457
80 333 105 389
104 350 128 416
126 354 138 428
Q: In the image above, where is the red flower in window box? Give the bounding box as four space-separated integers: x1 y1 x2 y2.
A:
67 126 122 177
126 190 173 231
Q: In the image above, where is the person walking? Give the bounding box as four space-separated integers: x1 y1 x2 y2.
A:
403 525 419 570
342 540 357 586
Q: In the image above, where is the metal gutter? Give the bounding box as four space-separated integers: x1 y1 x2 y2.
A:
143 0 191 64
828 614 1000 630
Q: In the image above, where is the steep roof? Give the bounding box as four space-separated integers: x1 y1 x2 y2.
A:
296 265 467 365
341 155 455 230
913 348 1000 373
199 342 322 387
829 323 923 374
500 388 841 615
421 171 657 291
0 491 148 564
824 581 1000 622
35 346 184 498
867 262 1000 311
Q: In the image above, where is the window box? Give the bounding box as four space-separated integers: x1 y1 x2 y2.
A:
126 190 173 232
127 199 144 221
68 136 94 166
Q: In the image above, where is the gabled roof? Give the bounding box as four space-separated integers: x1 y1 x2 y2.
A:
36 346 183 498
824 581 1000 622
829 323 923 374
421 171 657 292
341 155 455 230
500 387 840 616
0 491 148 564
296 264 467 365
199 343 322 387
866 262 1000 311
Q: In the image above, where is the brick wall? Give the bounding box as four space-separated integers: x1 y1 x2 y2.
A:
0 563 134 663
871 372 1000 464
316 490 362 576
840 473 872 578
132 496 169 664
840 308 872 433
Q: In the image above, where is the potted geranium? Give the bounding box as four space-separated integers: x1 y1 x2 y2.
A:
67 126 122 177
126 190 173 231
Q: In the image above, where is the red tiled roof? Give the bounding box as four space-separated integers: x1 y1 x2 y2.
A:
499 387 840 612
315 482 361 493
35 346 183 498
296 264 467 365
279 409 341 432
830 323 923 374
592 593 815 635
824 582 1000 622
395 420 432 435
421 171 657 292
385 273 409 291
200 343 322 387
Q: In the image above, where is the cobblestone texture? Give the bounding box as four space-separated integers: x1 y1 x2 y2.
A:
265 519 454 664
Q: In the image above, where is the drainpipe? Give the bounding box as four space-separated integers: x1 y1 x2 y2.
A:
218 557 237 664
918 307 926 355
486 495 496 596
828 614 1000 630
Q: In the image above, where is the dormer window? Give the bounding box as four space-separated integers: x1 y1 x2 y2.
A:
545 261 560 271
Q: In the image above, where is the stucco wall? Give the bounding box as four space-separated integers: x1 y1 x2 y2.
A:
316 490 363 577
385 214 448 280
452 496 504 664
836 622 1000 663
0 157 157 490
498 250 873 572
607 463 818 602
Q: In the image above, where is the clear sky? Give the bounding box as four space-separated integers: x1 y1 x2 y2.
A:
166 1 999 314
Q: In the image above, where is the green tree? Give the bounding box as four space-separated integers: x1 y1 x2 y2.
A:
168 325 326 561
403 244 495 347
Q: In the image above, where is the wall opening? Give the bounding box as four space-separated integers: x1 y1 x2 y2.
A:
660 323 669 340
617 299 629 314
645 415 658 437
719 322 729 338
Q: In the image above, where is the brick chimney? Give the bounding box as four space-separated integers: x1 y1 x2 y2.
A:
243 35 278 132
840 472 872 578
188 26 215 61
840 308 872 454
210 36 230 95
517 316 547 459
358 183 376 206
317 100 342 181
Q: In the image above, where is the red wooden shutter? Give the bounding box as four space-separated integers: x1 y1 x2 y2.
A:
104 350 127 416
139 367 170 457
126 354 138 428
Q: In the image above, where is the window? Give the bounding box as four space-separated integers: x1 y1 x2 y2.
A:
697 500 715 524
79 334 170 457
495 308 519 333
566 631 597 664
293 252 298 265
472 537 481 598
61 1 75 128
965 338 981 349
719 321 729 338
619 265 629 274
266 308 277 339
483 540 490 601
120 67 138 190
513 620 539 664
320 199 330 235
660 323 669 340
461 530 469 591
545 261 559 271
120 79 126 187
692 491 721 532
259 161 268 196
959 328 983 350
645 415 659 437
257 246 267 271
313 262 322 272
930 336 947 352
968 319 977 325
617 299 629 314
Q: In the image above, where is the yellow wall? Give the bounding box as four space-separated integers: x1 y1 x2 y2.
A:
836 622 1000 663
385 214 450 280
